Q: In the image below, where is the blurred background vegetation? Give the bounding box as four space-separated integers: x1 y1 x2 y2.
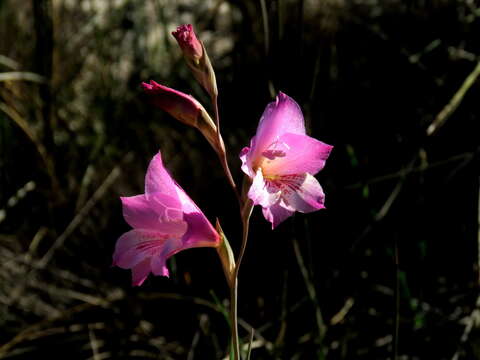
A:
1 0 480 359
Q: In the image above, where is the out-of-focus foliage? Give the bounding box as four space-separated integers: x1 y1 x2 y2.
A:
1 0 479 359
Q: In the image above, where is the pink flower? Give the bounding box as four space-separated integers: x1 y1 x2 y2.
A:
240 93 333 229
172 24 203 63
113 152 220 286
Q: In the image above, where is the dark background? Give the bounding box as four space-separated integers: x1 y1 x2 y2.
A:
1 0 480 359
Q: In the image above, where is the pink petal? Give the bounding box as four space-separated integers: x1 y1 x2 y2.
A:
144 152 202 216
248 168 281 208
262 133 333 176
145 152 181 202
120 195 182 232
262 203 294 229
148 192 184 224
280 173 325 213
121 195 186 235
121 195 160 229
182 212 220 248
248 93 306 167
240 145 254 177
150 254 170 277
149 238 184 276
113 230 148 268
174 181 201 214
131 259 151 286
144 151 219 246
170 181 220 247
113 230 171 269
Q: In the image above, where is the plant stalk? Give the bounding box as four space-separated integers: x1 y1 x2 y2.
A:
230 203 253 360
212 95 241 205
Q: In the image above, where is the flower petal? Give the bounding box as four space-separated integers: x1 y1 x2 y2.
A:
262 202 294 229
174 182 202 214
240 145 254 177
121 195 160 229
144 152 205 216
150 255 170 277
182 212 220 248
131 259 151 286
148 192 185 224
150 238 183 277
145 152 181 203
248 168 281 208
170 181 220 247
280 173 325 213
261 133 333 176
249 93 306 166
121 195 186 235
113 230 146 269
113 230 171 269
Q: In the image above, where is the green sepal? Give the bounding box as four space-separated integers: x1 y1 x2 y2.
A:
215 218 235 288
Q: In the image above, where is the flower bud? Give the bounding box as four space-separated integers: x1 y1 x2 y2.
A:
141 80 222 153
141 80 202 125
171 24 203 64
172 24 218 99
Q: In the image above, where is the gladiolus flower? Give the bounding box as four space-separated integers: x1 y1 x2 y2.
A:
240 93 333 228
172 24 203 64
113 152 220 286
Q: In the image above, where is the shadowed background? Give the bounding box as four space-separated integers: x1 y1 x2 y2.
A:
1 0 480 359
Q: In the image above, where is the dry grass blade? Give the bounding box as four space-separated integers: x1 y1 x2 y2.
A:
0 71 46 83
0 55 19 70
427 60 480 136
0 181 36 225
292 238 327 345
88 323 101 360
37 160 126 268
245 326 254 360
330 298 354 326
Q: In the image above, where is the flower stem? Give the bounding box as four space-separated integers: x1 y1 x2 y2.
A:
210 93 251 359
230 274 240 359
212 94 241 204
230 202 253 360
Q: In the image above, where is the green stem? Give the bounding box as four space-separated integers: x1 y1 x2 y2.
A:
230 203 253 360
212 94 241 205
230 275 240 359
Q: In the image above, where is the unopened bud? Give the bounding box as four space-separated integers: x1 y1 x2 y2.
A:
171 24 203 64
172 24 218 99
141 80 223 153
141 81 201 126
